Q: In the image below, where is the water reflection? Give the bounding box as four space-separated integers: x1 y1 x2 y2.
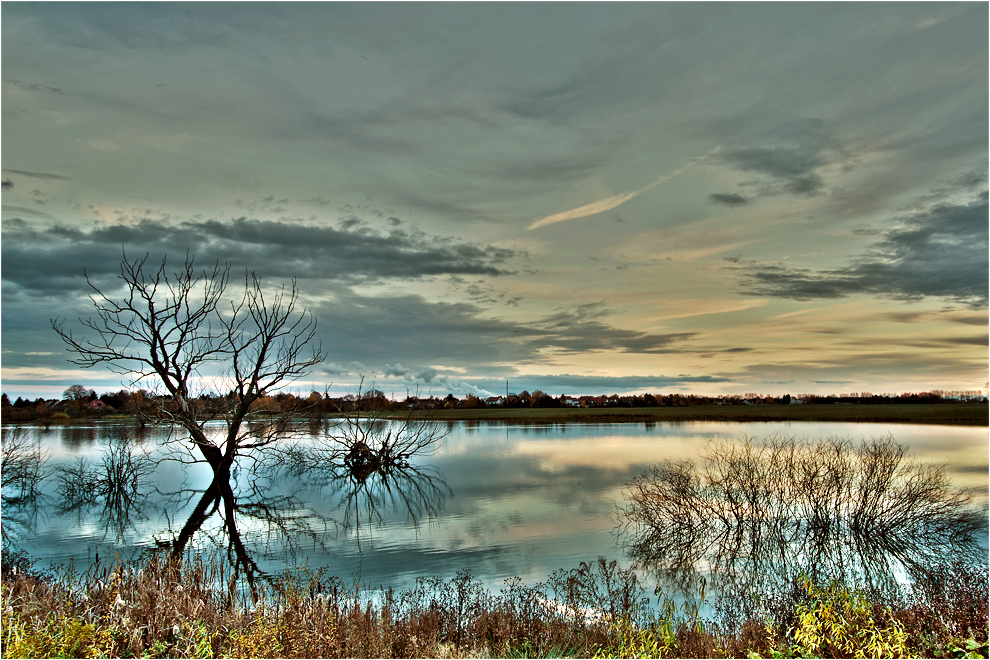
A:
1 427 48 544
262 416 451 546
618 434 986 616
56 433 155 543
27 417 453 600
59 425 98 448
158 473 319 599
5 420 986 607
155 455 449 597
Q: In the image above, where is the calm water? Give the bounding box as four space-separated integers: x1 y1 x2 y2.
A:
3 419 987 600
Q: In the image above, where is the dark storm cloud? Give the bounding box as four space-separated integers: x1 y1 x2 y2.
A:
708 193 749 207
1 217 519 295
726 194 989 308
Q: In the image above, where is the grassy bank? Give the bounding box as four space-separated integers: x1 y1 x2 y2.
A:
2 552 986 659
412 403 989 426
5 403 985 428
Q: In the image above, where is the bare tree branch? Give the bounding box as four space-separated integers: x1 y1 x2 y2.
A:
51 250 326 476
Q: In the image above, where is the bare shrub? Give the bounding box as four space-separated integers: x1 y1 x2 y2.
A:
619 434 985 620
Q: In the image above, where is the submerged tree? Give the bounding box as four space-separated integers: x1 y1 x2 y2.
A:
49 257 458 599
268 390 451 543
51 252 325 479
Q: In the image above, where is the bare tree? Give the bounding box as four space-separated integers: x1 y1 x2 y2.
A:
51 252 325 478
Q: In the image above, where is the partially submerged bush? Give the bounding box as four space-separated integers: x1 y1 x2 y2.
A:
619 434 985 618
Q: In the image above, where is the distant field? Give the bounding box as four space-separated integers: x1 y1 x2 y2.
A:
411 403 988 426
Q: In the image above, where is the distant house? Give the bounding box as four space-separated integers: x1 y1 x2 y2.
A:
89 399 107 410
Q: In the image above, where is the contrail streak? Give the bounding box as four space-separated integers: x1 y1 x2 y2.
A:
527 148 719 230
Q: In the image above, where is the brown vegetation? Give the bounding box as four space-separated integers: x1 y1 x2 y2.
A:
619 434 985 620
1 551 986 658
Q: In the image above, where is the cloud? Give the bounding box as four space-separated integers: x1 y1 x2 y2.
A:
381 363 441 383
320 361 372 378
373 370 733 397
5 79 62 94
708 193 749 207
726 194 989 307
528 150 717 230
0 216 520 294
1 180 12 190
714 116 847 198
527 303 696 354
529 189 643 230
1 168 70 181
311 292 700 373
722 147 827 196
2 206 56 219
382 363 412 378
469 373 734 396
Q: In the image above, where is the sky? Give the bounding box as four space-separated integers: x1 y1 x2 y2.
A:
1 2 987 401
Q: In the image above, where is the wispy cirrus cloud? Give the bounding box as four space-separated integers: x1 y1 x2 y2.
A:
528 149 718 230
1 168 70 181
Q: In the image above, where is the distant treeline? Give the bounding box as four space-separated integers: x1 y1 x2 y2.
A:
1 386 986 422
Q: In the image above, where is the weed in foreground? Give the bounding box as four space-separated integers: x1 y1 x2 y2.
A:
1 552 987 658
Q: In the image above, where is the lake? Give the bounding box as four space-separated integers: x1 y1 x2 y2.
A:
3 419 987 606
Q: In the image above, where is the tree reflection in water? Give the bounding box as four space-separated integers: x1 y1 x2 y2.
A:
618 434 985 617
42 418 450 602
265 415 451 547
1 427 49 545
56 429 156 543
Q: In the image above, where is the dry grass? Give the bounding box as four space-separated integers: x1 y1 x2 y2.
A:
2 551 986 658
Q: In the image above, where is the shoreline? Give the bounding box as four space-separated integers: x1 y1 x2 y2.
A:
407 403 989 426
4 403 986 427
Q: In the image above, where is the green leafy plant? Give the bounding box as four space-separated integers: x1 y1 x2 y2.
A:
756 576 909 659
